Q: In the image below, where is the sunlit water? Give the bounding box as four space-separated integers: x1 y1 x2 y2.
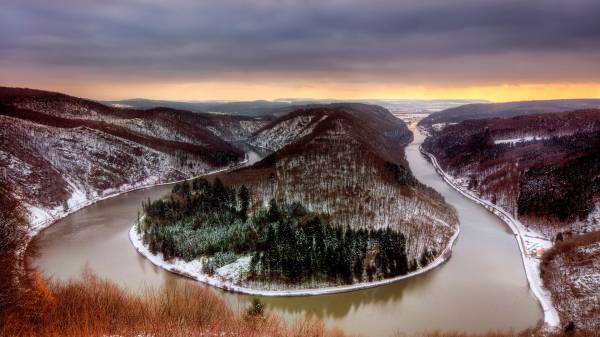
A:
32 136 542 336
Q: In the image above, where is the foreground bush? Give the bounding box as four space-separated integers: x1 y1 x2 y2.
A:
1 270 347 337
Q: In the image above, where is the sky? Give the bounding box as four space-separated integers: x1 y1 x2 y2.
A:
1 0 600 101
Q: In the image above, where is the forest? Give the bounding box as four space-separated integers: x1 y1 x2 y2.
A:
139 178 415 285
223 108 458 265
423 109 600 235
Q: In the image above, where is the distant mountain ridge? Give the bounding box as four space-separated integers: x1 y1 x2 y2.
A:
102 98 295 117
418 99 600 132
103 98 488 117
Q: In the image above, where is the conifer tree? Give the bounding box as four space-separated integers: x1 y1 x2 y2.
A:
267 198 281 223
239 185 250 222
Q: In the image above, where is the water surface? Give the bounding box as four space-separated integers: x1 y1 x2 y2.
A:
32 134 542 336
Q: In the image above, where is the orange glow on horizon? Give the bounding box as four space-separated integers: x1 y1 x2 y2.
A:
6 80 600 102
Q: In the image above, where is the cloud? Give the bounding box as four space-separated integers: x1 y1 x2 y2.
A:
2 0 600 86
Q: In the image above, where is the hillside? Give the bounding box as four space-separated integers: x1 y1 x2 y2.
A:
541 231 600 332
0 87 268 228
224 104 459 266
423 109 600 236
133 104 458 292
419 99 600 133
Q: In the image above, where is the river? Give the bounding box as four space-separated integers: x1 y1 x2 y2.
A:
31 131 542 336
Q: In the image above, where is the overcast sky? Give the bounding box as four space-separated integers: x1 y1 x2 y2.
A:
2 0 599 100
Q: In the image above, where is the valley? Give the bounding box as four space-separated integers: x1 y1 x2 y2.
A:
422 108 600 332
5 87 596 335
4 1 599 335
30 120 542 336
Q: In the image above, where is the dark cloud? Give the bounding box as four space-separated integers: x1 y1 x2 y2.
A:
2 0 600 85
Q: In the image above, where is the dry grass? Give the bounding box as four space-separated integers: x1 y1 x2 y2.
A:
1 269 348 337
542 231 600 262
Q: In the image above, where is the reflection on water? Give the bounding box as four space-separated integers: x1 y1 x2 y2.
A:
246 151 262 165
262 270 434 319
230 141 272 159
32 140 542 336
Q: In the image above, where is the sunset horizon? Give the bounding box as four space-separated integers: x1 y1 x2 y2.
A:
3 81 600 102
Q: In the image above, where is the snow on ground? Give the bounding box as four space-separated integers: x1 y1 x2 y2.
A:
422 149 561 328
494 136 548 145
249 114 326 152
111 103 133 108
27 174 160 235
26 155 249 238
571 204 600 234
431 122 457 132
544 236 600 330
128 223 461 296
216 256 252 281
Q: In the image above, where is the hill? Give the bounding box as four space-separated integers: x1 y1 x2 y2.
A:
418 99 600 133
224 104 458 265
135 104 458 291
423 109 600 235
0 87 268 228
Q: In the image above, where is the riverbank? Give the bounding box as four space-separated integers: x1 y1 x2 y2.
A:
25 155 249 250
33 131 544 335
421 147 560 328
129 218 460 296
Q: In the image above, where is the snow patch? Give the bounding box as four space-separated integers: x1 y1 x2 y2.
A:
494 136 548 145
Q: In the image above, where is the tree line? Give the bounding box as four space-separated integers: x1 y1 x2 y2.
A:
139 178 411 285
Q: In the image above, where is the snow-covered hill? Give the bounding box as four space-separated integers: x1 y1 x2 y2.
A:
225 104 459 265
423 109 600 237
0 87 266 229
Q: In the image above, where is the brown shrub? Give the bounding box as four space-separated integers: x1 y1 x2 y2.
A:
0 269 348 337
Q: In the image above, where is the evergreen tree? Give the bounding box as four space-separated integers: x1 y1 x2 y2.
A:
192 178 210 192
238 185 250 222
353 257 363 281
267 198 281 223
212 178 226 204
249 252 260 277
140 189 412 286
